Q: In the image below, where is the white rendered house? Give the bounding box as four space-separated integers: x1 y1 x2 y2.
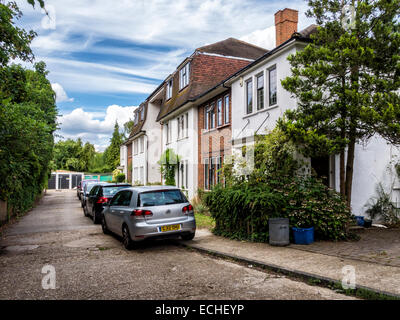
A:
226 9 400 217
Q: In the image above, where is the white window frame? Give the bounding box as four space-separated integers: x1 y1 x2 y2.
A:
256 72 265 111
140 166 144 184
204 105 209 130
268 65 277 106
139 136 144 153
166 79 173 100
134 139 138 155
179 62 190 90
166 121 172 144
217 98 223 127
246 78 253 114
224 94 230 124
204 158 209 190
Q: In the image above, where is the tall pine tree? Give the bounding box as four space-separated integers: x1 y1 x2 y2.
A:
278 0 400 206
104 121 124 169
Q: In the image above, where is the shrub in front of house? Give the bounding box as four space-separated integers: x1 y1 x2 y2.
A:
114 173 125 183
204 176 352 242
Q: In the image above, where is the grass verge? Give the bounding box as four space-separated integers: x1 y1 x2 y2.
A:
195 212 215 230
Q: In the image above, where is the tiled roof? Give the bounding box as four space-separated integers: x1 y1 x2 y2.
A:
128 101 147 140
197 37 268 60
298 24 318 38
156 38 268 121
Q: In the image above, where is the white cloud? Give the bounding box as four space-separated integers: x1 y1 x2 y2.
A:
240 25 276 50
19 0 315 96
51 83 74 102
57 105 137 151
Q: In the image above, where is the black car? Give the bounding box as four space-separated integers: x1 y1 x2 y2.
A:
76 181 82 199
84 183 131 224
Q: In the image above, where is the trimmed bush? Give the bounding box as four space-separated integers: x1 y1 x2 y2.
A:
115 173 125 183
204 176 352 242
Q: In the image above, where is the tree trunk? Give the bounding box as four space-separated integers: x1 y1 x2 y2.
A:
345 137 356 208
340 150 346 197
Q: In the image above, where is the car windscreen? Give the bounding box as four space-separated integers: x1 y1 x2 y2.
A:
103 186 129 197
138 190 187 207
86 183 97 193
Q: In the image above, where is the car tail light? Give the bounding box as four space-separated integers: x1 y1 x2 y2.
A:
96 196 109 204
131 209 153 217
182 204 193 214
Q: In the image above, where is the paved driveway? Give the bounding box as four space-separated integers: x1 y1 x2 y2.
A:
0 190 353 300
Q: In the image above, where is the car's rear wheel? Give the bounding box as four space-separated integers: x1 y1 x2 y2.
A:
83 205 88 217
101 216 110 235
92 208 100 224
122 225 135 250
181 232 195 241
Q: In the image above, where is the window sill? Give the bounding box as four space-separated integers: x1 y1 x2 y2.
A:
203 123 230 133
243 105 278 119
179 84 189 92
177 136 189 142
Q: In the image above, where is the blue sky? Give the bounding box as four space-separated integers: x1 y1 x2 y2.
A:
16 0 314 151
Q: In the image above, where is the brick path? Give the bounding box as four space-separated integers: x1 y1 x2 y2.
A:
291 227 400 267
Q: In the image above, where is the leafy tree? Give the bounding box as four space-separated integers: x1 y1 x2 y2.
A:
158 148 180 186
53 138 100 172
104 121 124 169
0 64 57 212
278 0 400 206
0 1 38 66
123 118 134 139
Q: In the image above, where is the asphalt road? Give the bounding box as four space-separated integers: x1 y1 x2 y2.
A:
0 190 353 300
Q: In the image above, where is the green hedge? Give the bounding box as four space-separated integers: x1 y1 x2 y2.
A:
204 177 352 242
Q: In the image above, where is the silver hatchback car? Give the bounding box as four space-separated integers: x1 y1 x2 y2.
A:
101 186 196 249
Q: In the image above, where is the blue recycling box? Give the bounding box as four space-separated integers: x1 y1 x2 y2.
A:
292 227 314 245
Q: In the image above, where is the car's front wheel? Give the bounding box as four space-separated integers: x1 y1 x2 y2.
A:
101 216 110 235
181 232 195 241
122 225 135 250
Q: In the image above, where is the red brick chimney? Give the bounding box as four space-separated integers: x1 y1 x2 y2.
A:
274 8 298 47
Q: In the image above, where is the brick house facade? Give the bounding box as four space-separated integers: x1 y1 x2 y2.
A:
198 89 232 190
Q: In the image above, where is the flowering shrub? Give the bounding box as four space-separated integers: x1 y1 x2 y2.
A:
204 176 352 242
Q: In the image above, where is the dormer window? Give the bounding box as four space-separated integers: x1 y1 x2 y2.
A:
134 111 139 125
179 62 190 90
166 79 173 100
140 106 145 120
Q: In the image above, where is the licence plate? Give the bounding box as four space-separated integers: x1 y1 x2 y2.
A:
159 224 181 232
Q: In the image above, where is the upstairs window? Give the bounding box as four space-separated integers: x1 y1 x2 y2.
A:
134 139 138 155
246 79 253 114
166 79 173 100
185 113 188 137
269 66 277 106
139 136 144 153
177 113 188 140
217 99 222 126
257 73 264 110
204 106 209 130
179 62 190 90
134 112 139 125
140 106 145 120
224 95 230 124
210 104 216 129
166 122 171 144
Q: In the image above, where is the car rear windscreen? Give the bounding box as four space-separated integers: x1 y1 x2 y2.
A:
103 186 129 197
139 190 187 207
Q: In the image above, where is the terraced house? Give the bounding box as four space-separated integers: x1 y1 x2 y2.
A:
222 8 400 216
121 37 267 198
121 7 399 217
